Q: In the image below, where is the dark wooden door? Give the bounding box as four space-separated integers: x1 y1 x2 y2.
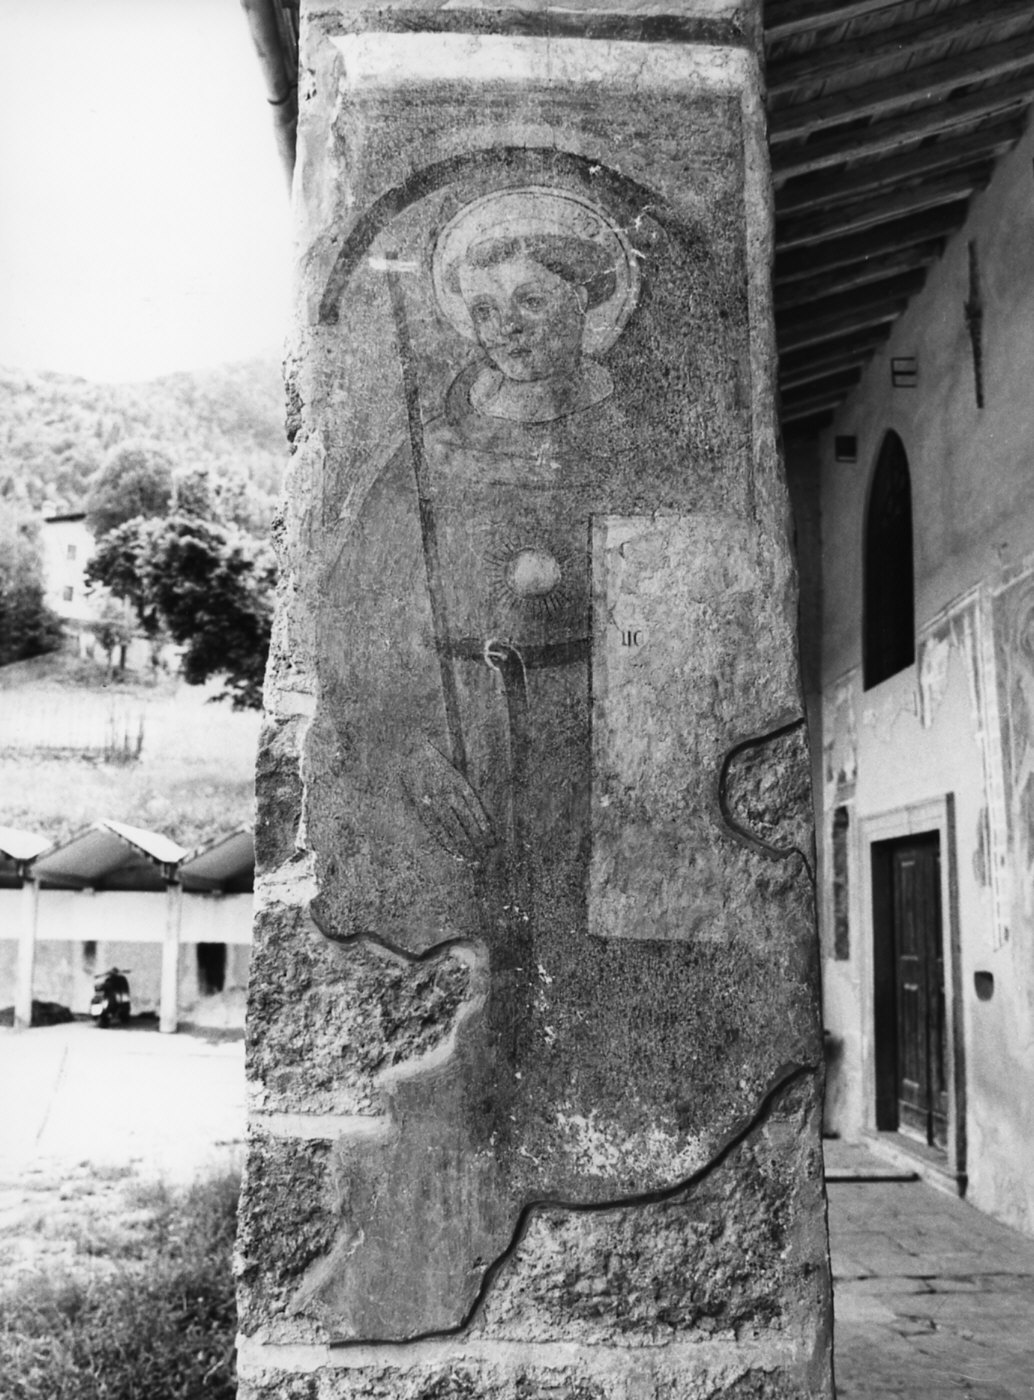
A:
891 836 948 1149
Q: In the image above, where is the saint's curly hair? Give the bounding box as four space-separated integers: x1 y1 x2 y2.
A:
445 233 618 310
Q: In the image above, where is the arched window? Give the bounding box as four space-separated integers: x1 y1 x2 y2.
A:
863 431 914 690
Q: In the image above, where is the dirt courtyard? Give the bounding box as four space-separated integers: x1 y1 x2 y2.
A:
0 1021 245 1285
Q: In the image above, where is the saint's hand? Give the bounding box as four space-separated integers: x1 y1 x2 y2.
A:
401 740 497 865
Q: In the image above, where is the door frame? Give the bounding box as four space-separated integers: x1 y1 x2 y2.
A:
859 794 966 1187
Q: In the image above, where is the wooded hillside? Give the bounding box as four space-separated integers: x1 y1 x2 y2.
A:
0 359 286 519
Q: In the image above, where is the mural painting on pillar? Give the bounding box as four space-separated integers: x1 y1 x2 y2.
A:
295 153 818 1341
269 76 820 1346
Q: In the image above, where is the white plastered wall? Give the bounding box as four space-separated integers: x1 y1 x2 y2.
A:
813 115 1034 1235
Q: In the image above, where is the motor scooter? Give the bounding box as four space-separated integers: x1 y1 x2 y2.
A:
90 967 131 1027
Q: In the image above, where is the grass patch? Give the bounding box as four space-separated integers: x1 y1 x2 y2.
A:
0 1172 240 1400
0 650 259 847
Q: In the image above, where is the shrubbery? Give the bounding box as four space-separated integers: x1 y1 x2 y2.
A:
0 1173 240 1400
0 516 64 667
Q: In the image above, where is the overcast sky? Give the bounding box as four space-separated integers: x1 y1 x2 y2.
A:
0 0 293 382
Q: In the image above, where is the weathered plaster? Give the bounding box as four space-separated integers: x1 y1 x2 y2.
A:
240 1 831 1391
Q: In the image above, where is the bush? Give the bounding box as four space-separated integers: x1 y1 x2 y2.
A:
0 517 64 667
0 1172 240 1400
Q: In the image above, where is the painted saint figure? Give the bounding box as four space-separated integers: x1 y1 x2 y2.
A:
405 186 638 857
310 185 648 1335
396 191 640 1059
305 175 815 1343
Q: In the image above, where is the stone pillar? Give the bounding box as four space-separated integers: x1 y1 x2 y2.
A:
238 4 834 1396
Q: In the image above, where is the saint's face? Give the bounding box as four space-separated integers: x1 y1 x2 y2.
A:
458 256 587 382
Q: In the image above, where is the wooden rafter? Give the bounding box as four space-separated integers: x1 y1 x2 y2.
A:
781 390 855 423
775 121 1022 218
774 245 939 311
765 0 901 43
763 2 1034 436
780 299 905 353
784 269 925 321
781 366 863 403
771 71 1034 182
775 207 964 283
778 326 892 377
768 0 1034 95
780 274 921 336
769 33 1034 143
778 268 927 324
779 347 878 391
776 169 987 250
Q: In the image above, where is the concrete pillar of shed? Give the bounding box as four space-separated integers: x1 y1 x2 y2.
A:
14 875 39 1030
238 3 835 1396
159 883 183 1034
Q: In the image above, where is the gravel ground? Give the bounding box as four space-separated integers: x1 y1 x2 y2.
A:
0 1020 245 1287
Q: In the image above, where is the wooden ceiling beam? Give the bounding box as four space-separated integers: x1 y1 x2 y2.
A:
765 0 899 43
775 244 939 311
768 0 1034 95
779 270 927 329
769 34 1034 143
781 390 854 423
775 121 1023 218
779 348 876 392
782 409 836 437
778 326 891 376
771 72 1034 182
780 299 905 353
776 169 986 250
775 207 964 283
781 366 863 404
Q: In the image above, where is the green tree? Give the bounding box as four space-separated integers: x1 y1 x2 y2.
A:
86 515 275 709
172 466 217 519
92 592 136 675
85 441 175 537
85 520 163 637
0 516 64 666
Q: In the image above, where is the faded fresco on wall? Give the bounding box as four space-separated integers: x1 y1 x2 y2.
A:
281 132 817 1342
993 570 1034 965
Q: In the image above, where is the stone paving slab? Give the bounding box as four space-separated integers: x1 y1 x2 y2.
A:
826 1144 1034 1400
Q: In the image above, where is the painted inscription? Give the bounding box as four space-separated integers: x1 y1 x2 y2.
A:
591 514 771 942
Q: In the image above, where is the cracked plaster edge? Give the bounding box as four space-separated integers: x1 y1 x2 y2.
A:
328 31 751 97
236 1334 803 1377
717 713 812 867
375 944 489 1089
426 1062 818 1340
249 1112 390 1141
254 850 320 912
739 36 805 696
245 942 486 1135
284 1062 820 1347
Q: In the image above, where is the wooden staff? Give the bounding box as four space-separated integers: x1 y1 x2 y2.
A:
375 251 468 778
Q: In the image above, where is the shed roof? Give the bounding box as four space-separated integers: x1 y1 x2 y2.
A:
178 827 255 893
30 820 188 892
0 826 51 864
